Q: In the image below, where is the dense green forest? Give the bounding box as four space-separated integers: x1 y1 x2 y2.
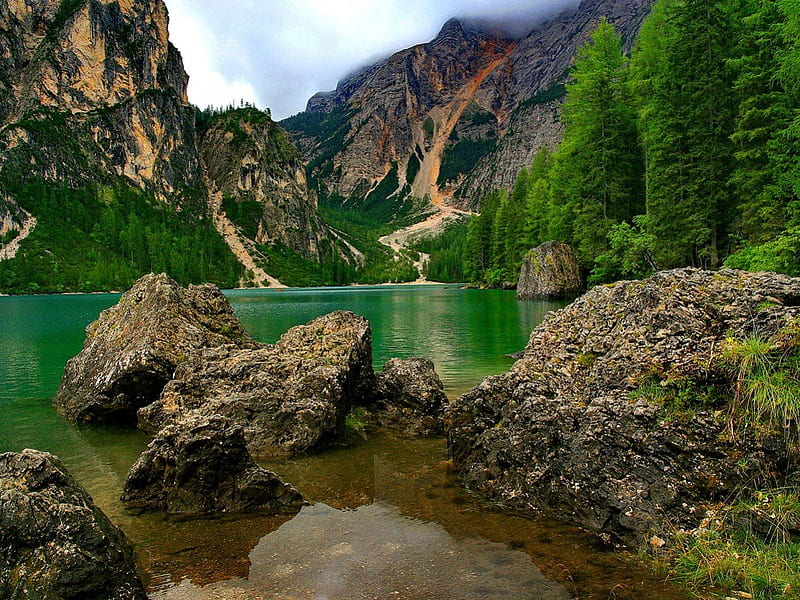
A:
0 180 242 294
434 0 800 286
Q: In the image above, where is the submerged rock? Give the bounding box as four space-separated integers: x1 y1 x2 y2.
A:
138 311 374 456
54 273 257 424
0 449 146 600
447 268 800 548
516 241 583 300
122 414 305 514
370 357 448 435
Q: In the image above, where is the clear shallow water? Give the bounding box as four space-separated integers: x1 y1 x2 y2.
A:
0 286 685 599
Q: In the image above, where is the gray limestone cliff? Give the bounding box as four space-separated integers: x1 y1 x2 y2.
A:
0 0 202 206
284 0 654 212
199 107 334 261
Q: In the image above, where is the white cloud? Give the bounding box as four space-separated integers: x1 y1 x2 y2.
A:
164 0 580 120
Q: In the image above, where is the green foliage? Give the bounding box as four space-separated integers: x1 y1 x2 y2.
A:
437 138 497 186
221 196 262 240
724 226 800 276
720 324 800 444
663 489 800 600
549 17 644 264
0 179 242 294
423 116 435 138
405 153 421 185
409 220 469 283
590 217 657 285
631 374 721 422
256 243 358 287
49 0 85 40
470 0 800 288
514 82 568 113
281 106 358 180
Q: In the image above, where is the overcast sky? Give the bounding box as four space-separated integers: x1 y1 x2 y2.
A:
164 0 580 121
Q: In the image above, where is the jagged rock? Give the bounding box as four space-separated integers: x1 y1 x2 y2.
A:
285 0 654 210
200 107 332 261
54 273 257 424
446 268 800 548
122 414 305 514
516 241 583 300
139 311 374 456
0 449 146 600
0 0 201 203
370 357 448 435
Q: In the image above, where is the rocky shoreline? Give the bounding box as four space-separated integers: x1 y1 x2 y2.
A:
3 268 799 597
448 268 800 549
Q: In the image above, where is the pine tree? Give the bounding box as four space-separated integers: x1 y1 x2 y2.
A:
636 0 744 267
547 18 644 265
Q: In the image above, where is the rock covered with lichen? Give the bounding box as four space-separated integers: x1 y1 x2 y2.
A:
122 414 306 514
0 450 146 600
447 268 800 548
137 310 374 457
54 273 257 424
369 357 448 435
516 241 583 300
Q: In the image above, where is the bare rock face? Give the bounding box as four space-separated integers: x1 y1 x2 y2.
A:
121 414 306 514
138 311 375 457
285 0 654 211
54 273 257 424
447 268 800 548
0 449 146 600
0 0 201 204
516 241 583 300
199 108 333 261
370 357 448 435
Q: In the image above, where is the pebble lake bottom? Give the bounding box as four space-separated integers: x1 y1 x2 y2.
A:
0 285 686 599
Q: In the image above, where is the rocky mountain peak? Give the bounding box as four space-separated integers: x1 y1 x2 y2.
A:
285 0 655 213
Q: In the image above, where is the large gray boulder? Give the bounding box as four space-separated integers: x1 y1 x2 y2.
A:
54 273 257 424
516 241 583 300
138 311 374 457
0 450 146 600
370 357 448 435
447 268 800 548
122 414 305 514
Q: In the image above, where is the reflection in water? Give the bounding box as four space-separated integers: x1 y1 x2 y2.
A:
153 502 572 600
148 432 684 600
1 289 684 600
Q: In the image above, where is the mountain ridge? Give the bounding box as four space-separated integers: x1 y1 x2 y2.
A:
284 0 654 213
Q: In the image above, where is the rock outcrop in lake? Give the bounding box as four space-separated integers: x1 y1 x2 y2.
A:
516 241 583 300
0 449 146 600
447 268 800 548
370 357 448 435
54 273 256 424
122 414 305 514
138 310 374 457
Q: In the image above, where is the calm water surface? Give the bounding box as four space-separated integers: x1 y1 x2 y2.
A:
0 285 685 599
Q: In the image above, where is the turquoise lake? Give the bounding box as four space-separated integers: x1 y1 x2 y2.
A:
0 285 684 599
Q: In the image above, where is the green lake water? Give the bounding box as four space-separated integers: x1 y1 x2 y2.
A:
0 285 685 599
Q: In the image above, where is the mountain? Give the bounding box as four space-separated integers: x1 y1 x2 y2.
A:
198 107 333 262
0 0 339 293
282 0 654 213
